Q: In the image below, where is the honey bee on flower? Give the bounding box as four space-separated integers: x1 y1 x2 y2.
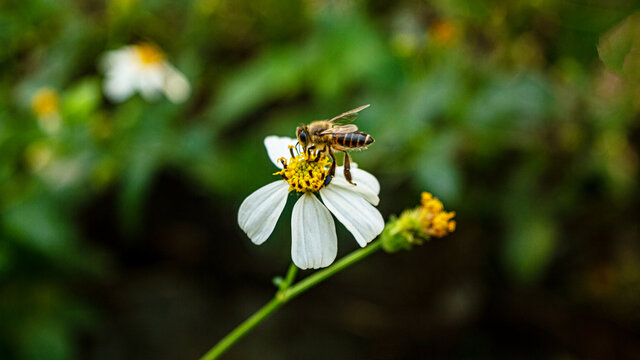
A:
100 43 190 103
238 136 384 270
295 104 374 186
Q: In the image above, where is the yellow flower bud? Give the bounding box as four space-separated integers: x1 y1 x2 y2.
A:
381 192 456 253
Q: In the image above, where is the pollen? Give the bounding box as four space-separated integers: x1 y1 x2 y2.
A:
31 87 59 117
135 43 165 65
274 146 331 193
419 192 456 238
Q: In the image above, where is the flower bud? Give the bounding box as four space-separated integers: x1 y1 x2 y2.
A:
381 192 456 253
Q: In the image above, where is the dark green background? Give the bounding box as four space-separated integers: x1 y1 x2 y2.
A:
1 0 639 359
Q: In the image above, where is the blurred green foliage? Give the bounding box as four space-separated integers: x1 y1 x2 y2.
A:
1 0 640 359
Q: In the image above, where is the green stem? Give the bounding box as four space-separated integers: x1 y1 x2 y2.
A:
199 240 382 360
284 240 382 299
199 297 283 360
280 262 298 290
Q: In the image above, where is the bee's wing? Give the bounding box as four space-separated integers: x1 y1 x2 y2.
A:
319 124 358 135
329 104 370 124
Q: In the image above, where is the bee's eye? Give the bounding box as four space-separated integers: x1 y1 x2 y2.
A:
299 131 307 143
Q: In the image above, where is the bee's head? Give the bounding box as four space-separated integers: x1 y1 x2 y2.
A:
296 125 309 149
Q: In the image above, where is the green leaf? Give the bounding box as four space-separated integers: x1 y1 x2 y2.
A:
465 73 553 129
415 131 461 203
18 319 73 360
3 198 76 256
598 13 640 76
61 78 101 120
503 213 557 284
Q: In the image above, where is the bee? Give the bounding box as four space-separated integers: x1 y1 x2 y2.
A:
296 104 374 186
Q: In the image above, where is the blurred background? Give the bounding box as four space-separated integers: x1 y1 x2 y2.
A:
1 0 640 359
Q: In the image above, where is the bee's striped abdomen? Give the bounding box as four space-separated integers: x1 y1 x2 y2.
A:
333 131 374 149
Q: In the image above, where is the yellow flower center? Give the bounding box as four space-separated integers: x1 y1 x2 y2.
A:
419 192 456 238
135 43 165 65
31 88 59 117
274 147 331 193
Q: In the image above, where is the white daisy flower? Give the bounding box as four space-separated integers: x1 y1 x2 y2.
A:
101 43 190 103
238 136 384 270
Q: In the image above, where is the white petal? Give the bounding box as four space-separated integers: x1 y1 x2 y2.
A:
335 166 380 195
291 193 337 269
100 47 135 71
102 49 139 102
103 72 136 103
264 136 298 169
320 185 384 247
328 176 379 206
163 64 191 103
238 180 289 245
137 66 165 101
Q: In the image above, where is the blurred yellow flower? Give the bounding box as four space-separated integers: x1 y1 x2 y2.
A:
135 43 165 66
430 19 461 47
31 88 59 117
31 87 62 134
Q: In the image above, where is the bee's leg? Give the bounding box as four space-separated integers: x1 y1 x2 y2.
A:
342 150 356 185
329 147 337 177
306 145 316 158
312 145 325 162
324 147 337 186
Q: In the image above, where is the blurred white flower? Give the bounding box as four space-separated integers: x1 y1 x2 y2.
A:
101 43 190 103
238 136 384 270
